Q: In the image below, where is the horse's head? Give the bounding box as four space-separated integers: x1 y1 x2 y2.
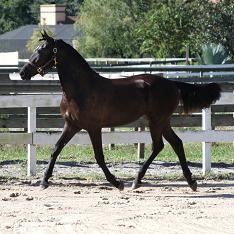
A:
20 30 58 80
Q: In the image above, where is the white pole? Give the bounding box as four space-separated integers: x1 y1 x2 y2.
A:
27 107 36 176
202 107 211 175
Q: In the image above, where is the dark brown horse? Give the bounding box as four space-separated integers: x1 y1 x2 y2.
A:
20 32 221 191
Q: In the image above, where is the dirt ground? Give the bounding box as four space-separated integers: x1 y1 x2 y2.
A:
0 176 234 234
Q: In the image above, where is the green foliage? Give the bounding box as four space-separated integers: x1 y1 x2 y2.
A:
0 0 36 34
26 26 54 52
197 43 233 65
75 0 205 58
1 0 233 59
136 1 196 57
197 0 234 58
65 0 84 16
0 0 84 34
75 0 234 58
75 0 151 57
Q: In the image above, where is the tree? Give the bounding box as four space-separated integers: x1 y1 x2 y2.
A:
136 0 202 58
75 0 234 58
65 0 84 16
0 0 36 34
74 0 152 57
75 0 206 58
198 0 234 57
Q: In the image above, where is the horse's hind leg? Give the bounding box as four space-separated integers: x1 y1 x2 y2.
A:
40 122 79 189
132 122 164 189
88 128 124 190
163 125 197 191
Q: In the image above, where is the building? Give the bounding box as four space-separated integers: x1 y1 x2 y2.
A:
0 4 80 58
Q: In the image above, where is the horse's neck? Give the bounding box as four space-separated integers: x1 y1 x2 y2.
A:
56 51 96 97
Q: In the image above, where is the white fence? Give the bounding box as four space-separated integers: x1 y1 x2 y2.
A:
0 52 18 65
0 93 234 176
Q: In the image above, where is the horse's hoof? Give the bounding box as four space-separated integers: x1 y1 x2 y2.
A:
189 180 197 191
131 180 141 190
40 180 49 190
118 181 124 191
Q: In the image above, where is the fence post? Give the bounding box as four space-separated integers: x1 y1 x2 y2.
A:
137 126 145 159
202 107 211 175
27 107 36 176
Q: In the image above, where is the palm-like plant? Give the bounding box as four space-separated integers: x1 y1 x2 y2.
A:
197 43 232 64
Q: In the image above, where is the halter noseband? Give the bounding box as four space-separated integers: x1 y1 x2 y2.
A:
28 47 58 76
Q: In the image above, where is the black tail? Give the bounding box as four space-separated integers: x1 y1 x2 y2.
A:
175 81 221 113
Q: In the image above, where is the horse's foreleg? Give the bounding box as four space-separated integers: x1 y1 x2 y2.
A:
132 122 164 189
88 129 124 190
163 126 197 191
40 122 79 189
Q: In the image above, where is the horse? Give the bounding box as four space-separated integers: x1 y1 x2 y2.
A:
20 31 221 191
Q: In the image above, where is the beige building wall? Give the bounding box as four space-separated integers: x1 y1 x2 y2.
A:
40 4 66 25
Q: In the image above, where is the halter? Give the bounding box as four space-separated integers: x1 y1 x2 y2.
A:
28 47 58 76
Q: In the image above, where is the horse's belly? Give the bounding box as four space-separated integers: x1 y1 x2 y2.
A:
60 90 147 129
101 103 146 127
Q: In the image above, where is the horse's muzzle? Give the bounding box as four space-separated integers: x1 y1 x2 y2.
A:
19 69 31 80
19 70 25 79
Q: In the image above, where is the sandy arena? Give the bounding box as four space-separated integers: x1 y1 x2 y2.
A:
0 175 234 234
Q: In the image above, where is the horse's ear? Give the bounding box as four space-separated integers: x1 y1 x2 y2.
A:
39 30 45 41
39 30 54 43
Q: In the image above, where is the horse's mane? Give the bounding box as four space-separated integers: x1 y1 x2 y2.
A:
57 39 96 74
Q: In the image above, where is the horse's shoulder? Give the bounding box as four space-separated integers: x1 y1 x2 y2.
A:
60 93 80 120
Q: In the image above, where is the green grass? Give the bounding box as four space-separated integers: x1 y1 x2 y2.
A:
0 142 233 164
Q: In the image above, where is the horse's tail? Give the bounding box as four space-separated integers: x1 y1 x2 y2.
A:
174 81 221 113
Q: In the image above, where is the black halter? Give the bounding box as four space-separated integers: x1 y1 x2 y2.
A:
28 47 58 76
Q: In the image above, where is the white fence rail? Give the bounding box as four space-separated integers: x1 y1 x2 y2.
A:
0 93 234 176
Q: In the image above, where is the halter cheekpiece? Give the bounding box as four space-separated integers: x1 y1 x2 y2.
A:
28 46 58 76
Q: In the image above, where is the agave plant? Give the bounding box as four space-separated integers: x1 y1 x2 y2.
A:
197 43 232 64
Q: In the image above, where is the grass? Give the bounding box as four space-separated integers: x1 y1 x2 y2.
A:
0 142 233 164
0 142 233 182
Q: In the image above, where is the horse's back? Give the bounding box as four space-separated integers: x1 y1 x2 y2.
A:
111 73 163 86
111 73 179 117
